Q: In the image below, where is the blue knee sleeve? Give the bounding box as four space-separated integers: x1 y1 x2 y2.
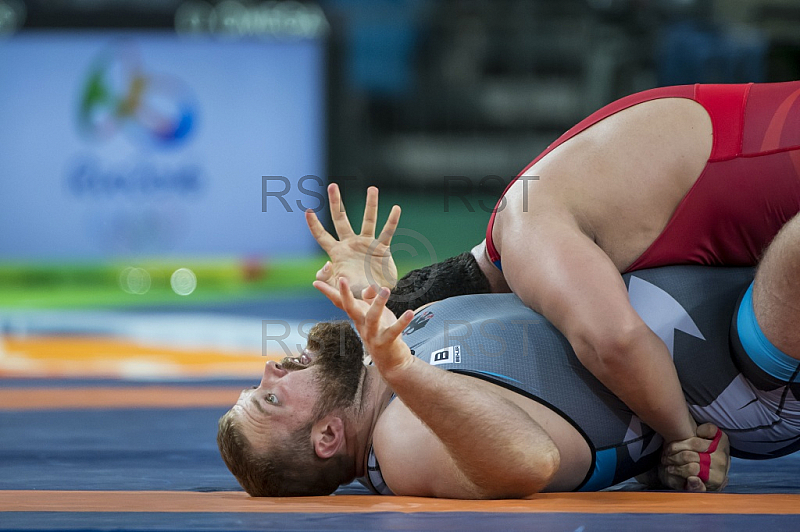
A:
736 282 799 382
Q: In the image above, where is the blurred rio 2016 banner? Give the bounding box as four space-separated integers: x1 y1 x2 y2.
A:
0 31 327 291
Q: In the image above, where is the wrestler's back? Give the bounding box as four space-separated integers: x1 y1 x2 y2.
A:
491 82 800 272
495 96 713 271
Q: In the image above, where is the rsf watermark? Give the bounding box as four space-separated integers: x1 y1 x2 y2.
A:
261 175 539 214
262 175 443 308
260 174 538 316
441 175 539 214
261 175 329 213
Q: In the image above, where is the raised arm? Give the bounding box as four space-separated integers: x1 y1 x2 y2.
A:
331 278 560 499
499 213 697 446
305 184 401 297
307 184 500 313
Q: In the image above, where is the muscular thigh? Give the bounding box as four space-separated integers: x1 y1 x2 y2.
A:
753 211 800 358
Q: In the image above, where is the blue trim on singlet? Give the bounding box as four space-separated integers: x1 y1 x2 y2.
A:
737 282 800 382
493 259 503 271
469 369 523 385
577 448 617 492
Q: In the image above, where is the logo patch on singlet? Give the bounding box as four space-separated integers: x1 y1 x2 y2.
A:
404 310 434 335
430 345 461 365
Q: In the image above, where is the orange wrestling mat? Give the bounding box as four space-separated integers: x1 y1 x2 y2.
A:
2 491 800 515
3 303 800 531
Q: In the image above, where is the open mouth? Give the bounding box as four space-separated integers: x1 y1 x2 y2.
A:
299 350 314 365
281 349 315 370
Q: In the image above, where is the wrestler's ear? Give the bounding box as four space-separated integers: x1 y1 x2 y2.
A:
311 415 346 459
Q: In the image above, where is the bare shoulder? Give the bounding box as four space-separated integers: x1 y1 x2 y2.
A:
532 97 712 191
598 97 712 152
372 398 483 499
496 97 713 267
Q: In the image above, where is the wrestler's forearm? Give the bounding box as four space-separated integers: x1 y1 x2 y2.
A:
380 357 559 498
575 325 696 443
499 221 696 444
546 277 697 443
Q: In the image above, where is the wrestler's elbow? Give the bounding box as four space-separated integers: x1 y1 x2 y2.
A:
569 318 648 377
481 440 560 499
523 444 561 497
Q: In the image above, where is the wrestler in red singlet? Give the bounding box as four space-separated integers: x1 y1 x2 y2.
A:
486 82 800 273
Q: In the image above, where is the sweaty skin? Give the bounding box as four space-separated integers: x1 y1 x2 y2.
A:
321 279 568 497
308 87 800 489
311 278 729 496
488 98 713 447
308 164 709 490
311 100 711 451
483 83 800 466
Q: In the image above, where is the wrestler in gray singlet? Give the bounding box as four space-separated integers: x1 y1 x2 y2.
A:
362 266 800 494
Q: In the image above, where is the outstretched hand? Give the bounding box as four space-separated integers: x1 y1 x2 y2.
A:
329 277 414 377
659 423 730 492
306 184 401 298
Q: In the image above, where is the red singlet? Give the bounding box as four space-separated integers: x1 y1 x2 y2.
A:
485 82 800 273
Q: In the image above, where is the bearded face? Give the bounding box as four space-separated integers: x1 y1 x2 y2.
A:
283 321 365 419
